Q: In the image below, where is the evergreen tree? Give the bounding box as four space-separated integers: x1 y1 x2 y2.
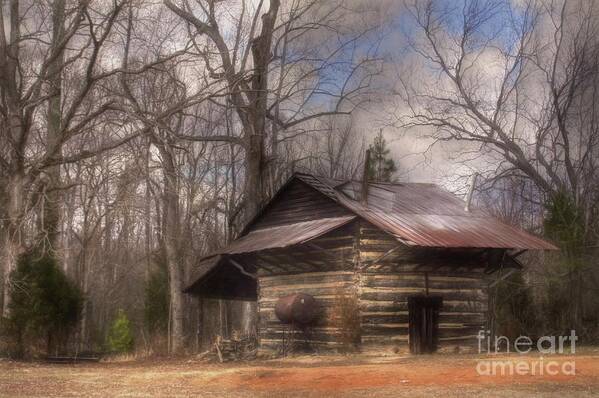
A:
5 251 82 357
542 192 589 335
106 309 134 353
544 192 585 257
367 129 397 182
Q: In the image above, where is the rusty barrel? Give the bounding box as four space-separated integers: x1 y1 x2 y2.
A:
274 293 318 325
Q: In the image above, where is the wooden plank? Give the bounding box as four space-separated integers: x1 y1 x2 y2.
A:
259 271 354 287
251 179 351 230
260 338 344 347
361 276 484 290
361 335 409 343
359 290 486 302
261 281 354 293
257 270 356 349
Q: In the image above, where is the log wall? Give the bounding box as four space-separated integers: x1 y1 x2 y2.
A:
255 222 359 352
257 271 355 351
253 218 490 354
357 221 488 353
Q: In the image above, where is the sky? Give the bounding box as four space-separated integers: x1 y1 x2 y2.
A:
349 0 547 194
1 0 562 197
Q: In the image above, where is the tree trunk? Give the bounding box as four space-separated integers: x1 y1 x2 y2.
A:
1 229 21 317
1 172 25 317
156 140 185 354
245 135 265 218
243 1 278 217
237 1 280 334
42 0 66 255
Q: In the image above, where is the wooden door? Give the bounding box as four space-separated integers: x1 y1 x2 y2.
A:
408 296 442 354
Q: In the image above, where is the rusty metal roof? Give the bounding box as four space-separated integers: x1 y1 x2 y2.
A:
185 173 556 294
297 175 557 250
184 216 355 291
217 216 356 255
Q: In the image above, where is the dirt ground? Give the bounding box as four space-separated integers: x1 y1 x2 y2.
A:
1 349 599 397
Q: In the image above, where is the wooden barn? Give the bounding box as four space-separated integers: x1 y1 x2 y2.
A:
185 172 556 354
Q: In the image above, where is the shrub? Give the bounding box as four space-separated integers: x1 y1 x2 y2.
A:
331 290 361 351
491 270 537 342
106 309 134 353
4 251 82 357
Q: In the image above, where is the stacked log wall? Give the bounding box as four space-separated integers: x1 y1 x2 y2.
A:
249 181 490 354
255 222 359 352
357 221 488 353
257 271 355 351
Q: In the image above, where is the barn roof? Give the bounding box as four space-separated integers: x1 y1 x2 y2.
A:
185 172 556 295
292 174 557 250
216 216 355 255
183 216 355 293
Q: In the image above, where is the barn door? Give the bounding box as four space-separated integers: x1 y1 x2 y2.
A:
408 296 442 354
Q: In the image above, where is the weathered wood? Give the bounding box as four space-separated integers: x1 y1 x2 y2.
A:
251 218 490 353
353 219 489 352
257 270 355 351
250 179 351 230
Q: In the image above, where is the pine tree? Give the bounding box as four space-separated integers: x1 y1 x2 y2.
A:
367 129 397 182
106 310 134 353
6 251 82 357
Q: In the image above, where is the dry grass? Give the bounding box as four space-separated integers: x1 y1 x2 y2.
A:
1 349 599 397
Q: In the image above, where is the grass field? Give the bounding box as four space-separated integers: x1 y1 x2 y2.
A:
1 349 599 397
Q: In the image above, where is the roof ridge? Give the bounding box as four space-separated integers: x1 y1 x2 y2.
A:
272 172 557 250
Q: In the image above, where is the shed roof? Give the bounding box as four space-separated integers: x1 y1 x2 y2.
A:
185 173 556 295
216 215 355 255
294 174 557 250
186 254 223 290
183 216 355 293
184 254 257 299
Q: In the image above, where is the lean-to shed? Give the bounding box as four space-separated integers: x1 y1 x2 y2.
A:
185 173 557 354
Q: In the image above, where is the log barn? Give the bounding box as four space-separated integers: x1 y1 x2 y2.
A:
185 172 556 354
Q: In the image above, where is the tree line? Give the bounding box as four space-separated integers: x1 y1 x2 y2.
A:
1 0 598 357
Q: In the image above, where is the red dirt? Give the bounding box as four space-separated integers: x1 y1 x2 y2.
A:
221 355 595 393
1 352 598 397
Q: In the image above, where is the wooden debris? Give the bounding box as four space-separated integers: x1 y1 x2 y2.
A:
198 335 257 362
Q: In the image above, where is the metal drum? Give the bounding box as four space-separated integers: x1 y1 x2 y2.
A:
274 293 318 325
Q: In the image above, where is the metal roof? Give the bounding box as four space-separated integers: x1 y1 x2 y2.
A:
184 216 355 292
185 173 556 294
217 216 356 255
297 175 557 250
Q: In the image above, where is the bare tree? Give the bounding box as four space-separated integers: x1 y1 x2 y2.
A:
397 0 599 224
305 116 365 180
0 0 133 315
164 0 382 222
0 0 386 355
396 0 599 334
